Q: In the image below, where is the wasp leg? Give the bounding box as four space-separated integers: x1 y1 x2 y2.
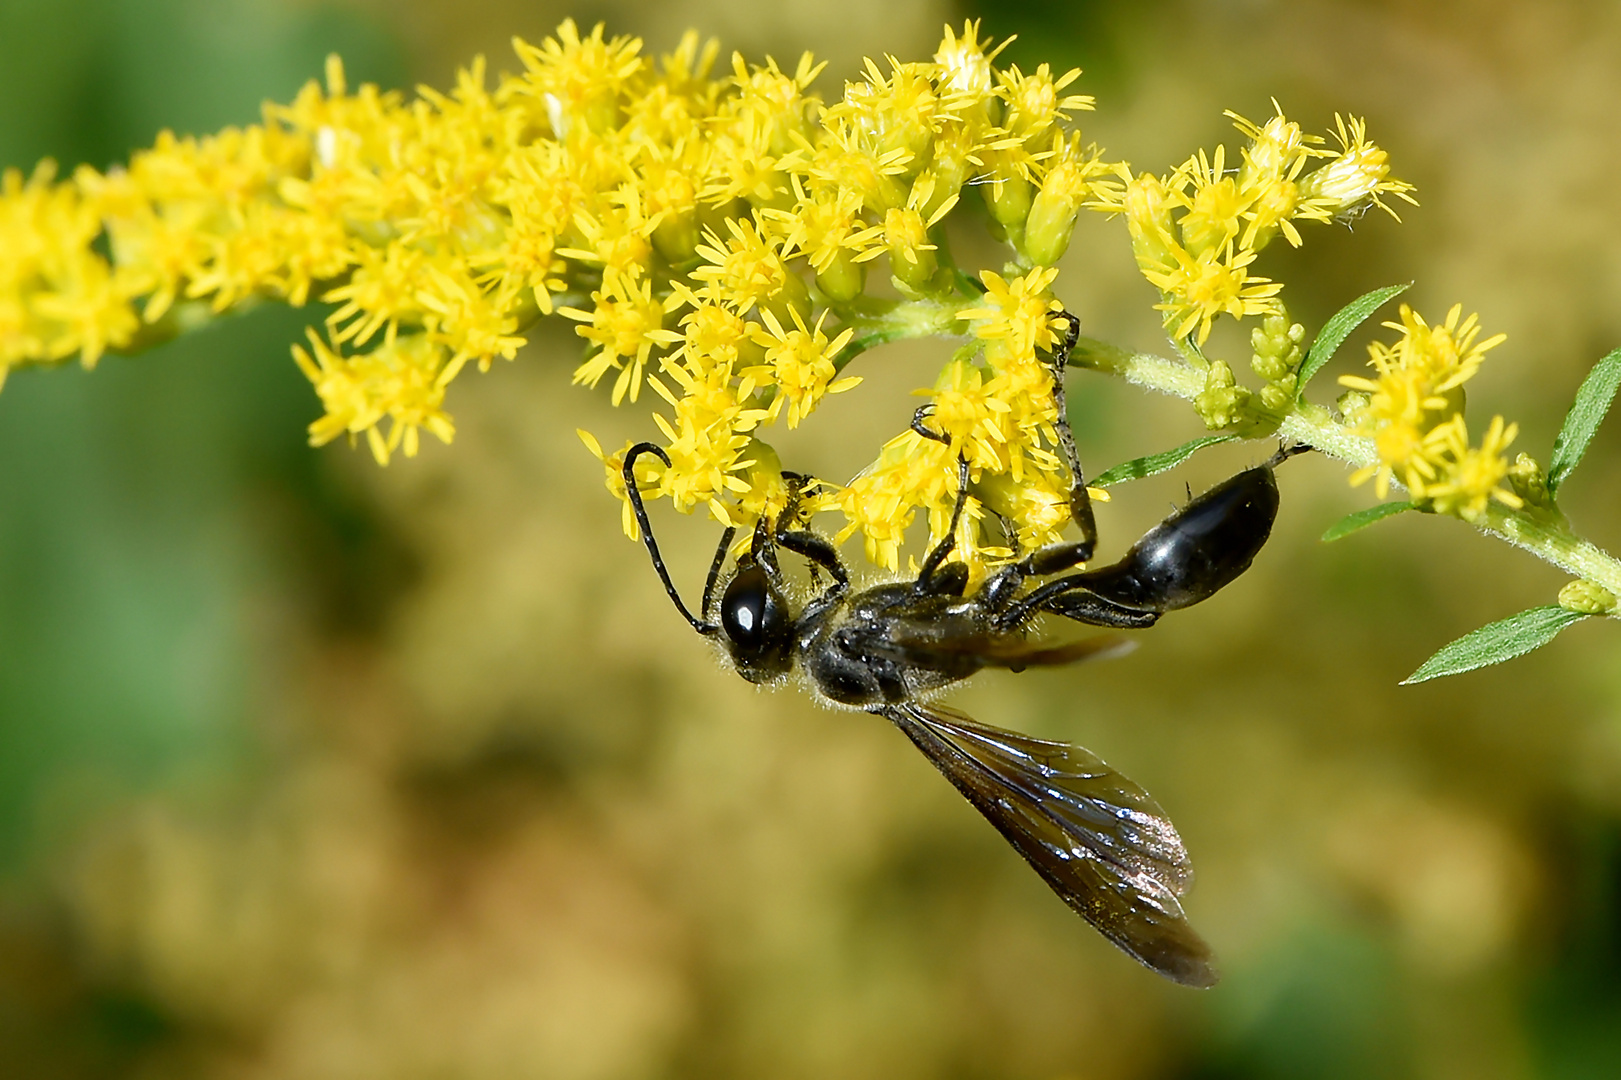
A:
921 560 971 597
911 404 947 445
699 525 739 623
915 455 973 596
746 513 795 601
989 508 1023 559
1047 311 1098 562
997 576 1161 629
904 404 974 595
776 528 850 594
977 534 1095 614
780 470 819 529
775 471 827 588
901 403 972 593
1267 442 1314 469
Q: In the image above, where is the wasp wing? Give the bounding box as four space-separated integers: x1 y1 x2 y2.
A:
883 702 1216 987
873 618 1135 670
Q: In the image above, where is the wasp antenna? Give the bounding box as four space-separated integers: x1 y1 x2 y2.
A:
1266 442 1315 469
623 442 720 635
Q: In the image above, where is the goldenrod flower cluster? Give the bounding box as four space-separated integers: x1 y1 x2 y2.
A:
0 18 1418 574
1104 111 1415 427
0 20 1114 573
1113 112 1414 345
1339 304 1524 521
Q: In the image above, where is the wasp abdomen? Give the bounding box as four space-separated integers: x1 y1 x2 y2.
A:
1075 465 1280 614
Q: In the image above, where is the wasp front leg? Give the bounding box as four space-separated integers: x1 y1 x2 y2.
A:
776 527 850 595
907 406 975 599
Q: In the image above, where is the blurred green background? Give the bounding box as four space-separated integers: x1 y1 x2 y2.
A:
4 0 1621 1077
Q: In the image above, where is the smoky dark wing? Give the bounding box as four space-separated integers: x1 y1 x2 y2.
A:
875 618 1134 670
884 702 1216 987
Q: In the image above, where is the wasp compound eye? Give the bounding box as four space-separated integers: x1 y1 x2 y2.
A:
720 564 794 680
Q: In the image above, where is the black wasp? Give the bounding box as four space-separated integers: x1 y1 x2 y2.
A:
621 313 1298 987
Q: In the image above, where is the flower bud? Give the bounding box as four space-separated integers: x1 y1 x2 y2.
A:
1506 453 1551 509
1558 579 1617 615
983 163 1032 232
1122 173 1177 276
815 250 865 303
1024 186 1080 267
652 211 701 265
1195 359 1251 429
885 206 938 293
1248 314 1302 376
1258 375 1298 413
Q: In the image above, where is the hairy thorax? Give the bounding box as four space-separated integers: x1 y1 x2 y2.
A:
796 583 1003 708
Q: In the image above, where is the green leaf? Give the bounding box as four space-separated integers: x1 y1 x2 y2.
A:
1092 434 1238 487
1296 283 1411 396
1402 606 1588 684
1548 346 1621 494
1320 501 1414 542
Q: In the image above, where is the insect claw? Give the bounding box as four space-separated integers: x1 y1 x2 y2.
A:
911 404 950 445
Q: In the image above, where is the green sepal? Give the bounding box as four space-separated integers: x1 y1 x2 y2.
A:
1401 605 1588 684
1320 501 1414 542
1296 283 1411 398
1092 434 1239 488
1548 346 1621 495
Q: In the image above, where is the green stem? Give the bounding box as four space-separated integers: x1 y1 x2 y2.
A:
1071 336 1621 600
1477 504 1621 598
829 297 965 375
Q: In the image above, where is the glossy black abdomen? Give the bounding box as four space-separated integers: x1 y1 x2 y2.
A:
1072 466 1280 613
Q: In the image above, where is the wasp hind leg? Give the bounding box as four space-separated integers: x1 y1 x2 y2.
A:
1046 310 1098 561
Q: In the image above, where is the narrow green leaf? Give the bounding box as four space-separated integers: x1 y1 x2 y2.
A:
1092 434 1238 487
1320 501 1414 542
1402 606 1587 684
1548 346 1621 494
1296 283 1411 396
